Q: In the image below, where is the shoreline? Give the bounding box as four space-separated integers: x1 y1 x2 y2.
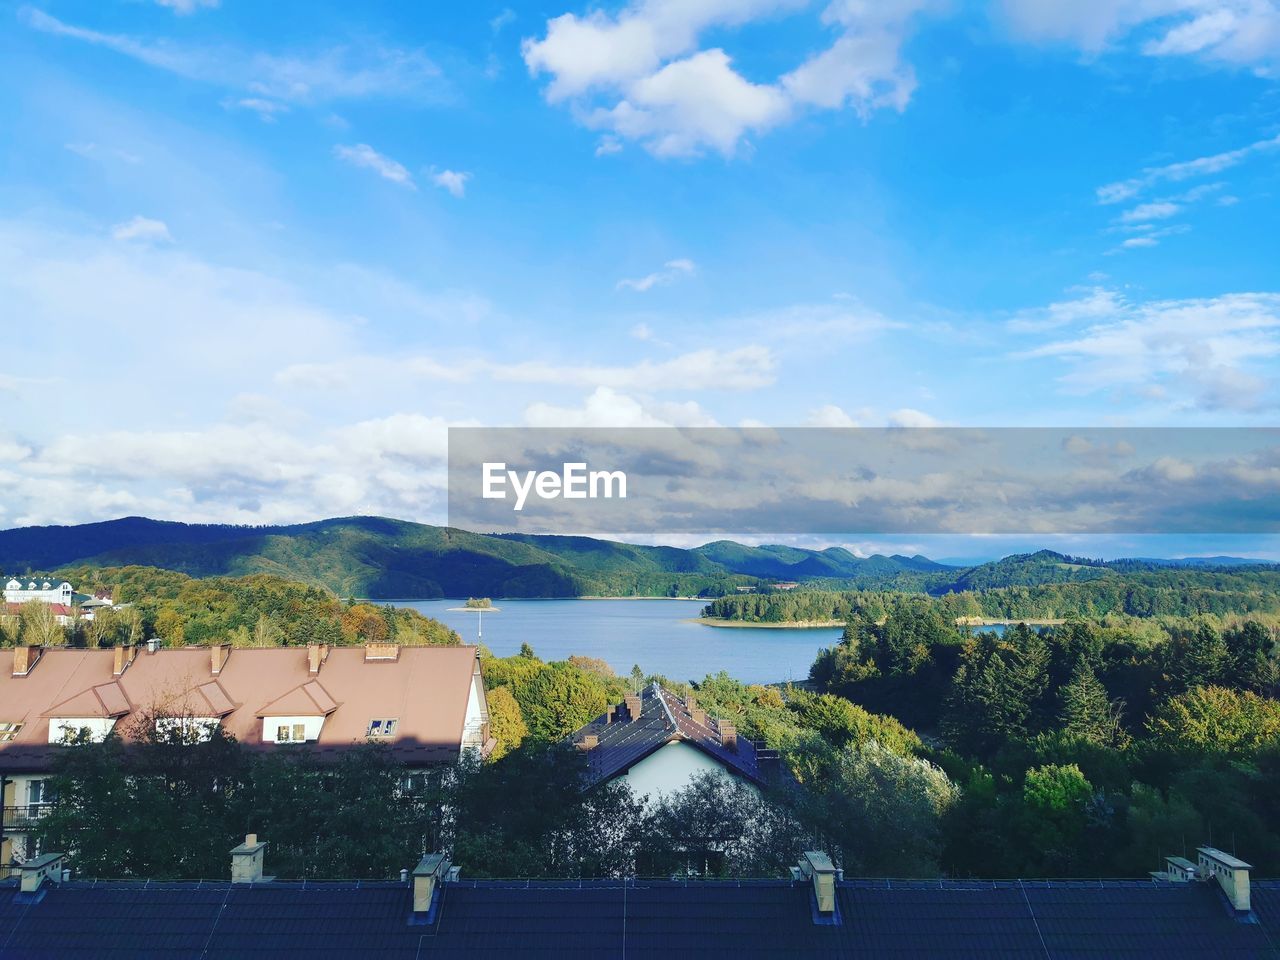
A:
691 617 845 629
956 617 1067 627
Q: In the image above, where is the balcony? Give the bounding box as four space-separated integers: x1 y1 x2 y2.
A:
2 804 53 830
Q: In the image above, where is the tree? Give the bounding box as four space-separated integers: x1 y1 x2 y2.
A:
517 664 610 742
1018 763 1093 871
1168 623 1227 692
486 686 529 760
19 601 63 646
1146 686 1280 758
1223 621 1277 693
1059 658 1122 747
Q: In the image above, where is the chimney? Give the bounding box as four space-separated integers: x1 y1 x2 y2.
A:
800 851 837 916
604 706 615 725
579 733 599 750
1197 846 1252 912
624 693 642 721
12 645 38 677
690 707 707 727
686 694 697 712
307 643 330 674
718 721 738 751
18 853 65 894
364 643 399 662
412 853 450 919
230 834 269 884
112 645 136 677
210 645 229 675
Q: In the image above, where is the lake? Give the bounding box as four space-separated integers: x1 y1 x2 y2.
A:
391 599 842 686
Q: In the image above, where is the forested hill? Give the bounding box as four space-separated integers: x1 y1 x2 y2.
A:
0 517 1272 599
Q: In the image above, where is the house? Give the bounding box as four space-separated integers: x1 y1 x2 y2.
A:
2 578 73 607
0 642 493 872
0 841 1275 958
568 683 775 799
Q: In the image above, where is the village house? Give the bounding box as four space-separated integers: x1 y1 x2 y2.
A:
568 683 776 799
0 642 492 872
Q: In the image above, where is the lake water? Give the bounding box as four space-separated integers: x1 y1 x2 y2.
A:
392 599 842 686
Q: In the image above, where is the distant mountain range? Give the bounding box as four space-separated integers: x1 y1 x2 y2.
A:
0 516 1273 599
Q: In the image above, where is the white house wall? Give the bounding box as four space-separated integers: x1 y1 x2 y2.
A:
620 740 758 803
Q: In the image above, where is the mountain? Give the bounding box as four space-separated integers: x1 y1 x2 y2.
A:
0 518 1272 600
0 517 952 599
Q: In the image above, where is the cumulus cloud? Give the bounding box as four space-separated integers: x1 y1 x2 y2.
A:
807 404 863 427
430 169 471 197
1014 290 1280 411
617 257 696 291
333 143 415 188
523 0 928 157
111 216 173 243
524 386 720 427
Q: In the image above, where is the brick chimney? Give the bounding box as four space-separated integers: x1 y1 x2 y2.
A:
307 643 330 674
604 706 615 725
11 645 38 677
364 643 399 661
800 851 837 916
1197 846 1252 912
686 694 697 712
623 693 642 721
18 853 66 894
112 645 136 677
690 707 707 727
579 733 599 750
412 853 450 919
230 834 268 884
210 645 229 675
718 721 737 751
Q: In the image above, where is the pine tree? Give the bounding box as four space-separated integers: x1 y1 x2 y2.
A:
1170 623 1227 692
1060 657 1113 745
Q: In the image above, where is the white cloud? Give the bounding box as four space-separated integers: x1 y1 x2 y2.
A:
617 257 696 291
225 97 289 122
1016 290 1280 411
887 407 941 427
1097 132 1280 204
491 8 517 32
807 404 862 427
1120 200 1181 222
1000 0 1280 71
155 0 219 13
334 143 415 188
21 7 444 105
111 215 173 244
430 169 471 197
523 0 926 157
524 386 719 427
595 135 624 156
65 142 142 164
1008 287 1124 332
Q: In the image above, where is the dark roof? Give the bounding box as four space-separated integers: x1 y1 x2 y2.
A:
1 875 1277 958
569 683 770 789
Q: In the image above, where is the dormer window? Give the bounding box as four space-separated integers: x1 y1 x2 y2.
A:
0 722 23 742
277 723 307 743
367 718 398 738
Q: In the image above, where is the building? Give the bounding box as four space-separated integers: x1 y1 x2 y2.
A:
568 683 775 799
0 642 493 872
1 578 73 607
0 841 1275 958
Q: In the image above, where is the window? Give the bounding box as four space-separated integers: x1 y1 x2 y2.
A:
366 719 398 738
0 722 22 742
276 723 308 743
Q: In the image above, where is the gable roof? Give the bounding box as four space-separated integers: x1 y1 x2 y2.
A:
0 875 1276 958
569 683 769 789
0 644 486 771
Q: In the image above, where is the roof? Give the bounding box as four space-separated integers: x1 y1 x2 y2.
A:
0 644 485 771
570 683 770 789
1200 846 1255 870
0 875 1277 958
2 578 71 591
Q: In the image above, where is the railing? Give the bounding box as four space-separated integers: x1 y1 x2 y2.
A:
2 804 53 830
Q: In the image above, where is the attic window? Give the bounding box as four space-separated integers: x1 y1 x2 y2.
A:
0 722 23 742
276 723 307 743
367 719 398 738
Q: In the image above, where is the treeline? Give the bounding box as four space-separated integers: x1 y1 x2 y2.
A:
809 603 1280 876
704 569 1280 623
1 566 458 648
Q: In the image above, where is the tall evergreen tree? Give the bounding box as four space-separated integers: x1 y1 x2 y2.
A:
1059 657 1114 745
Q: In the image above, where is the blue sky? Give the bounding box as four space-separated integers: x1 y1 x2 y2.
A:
1 0 1278 558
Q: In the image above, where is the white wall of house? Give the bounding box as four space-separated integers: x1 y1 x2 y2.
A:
620 740 756 802
460 673 488 754
46 718 117 743
261 715 325 743
3 579 73 605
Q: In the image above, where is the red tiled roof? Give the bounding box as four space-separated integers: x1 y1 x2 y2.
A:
0 644 485 772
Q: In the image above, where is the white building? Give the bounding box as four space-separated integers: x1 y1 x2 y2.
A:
3 578 73 607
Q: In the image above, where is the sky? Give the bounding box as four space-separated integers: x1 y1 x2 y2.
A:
1 0 1278 559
